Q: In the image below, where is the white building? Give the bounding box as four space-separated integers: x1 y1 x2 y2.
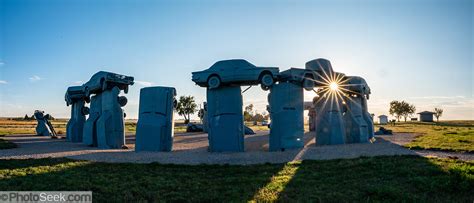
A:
378 115 388 124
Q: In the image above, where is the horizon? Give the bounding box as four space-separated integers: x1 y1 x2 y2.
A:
1 0 473 120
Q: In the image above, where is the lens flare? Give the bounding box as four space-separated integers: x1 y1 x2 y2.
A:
329 82 339 91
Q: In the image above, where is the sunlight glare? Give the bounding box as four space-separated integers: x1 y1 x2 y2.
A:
329 82 339 91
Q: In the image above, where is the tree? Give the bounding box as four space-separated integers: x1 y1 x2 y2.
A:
389 101 403 122
401 102 416 122
24 114 29 120
389 100 416 122
434 108 443 122
253 113 265 122
176 95 197 124
244 104 254 122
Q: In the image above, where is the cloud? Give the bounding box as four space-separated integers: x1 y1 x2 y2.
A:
29 75 42 82
135 80 154 87
409 96 466 99
0 80 7 84
73 81 83 85
0 61 4 66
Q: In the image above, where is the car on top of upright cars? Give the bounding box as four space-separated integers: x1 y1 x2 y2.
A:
82 71 134 97
192 59 279 90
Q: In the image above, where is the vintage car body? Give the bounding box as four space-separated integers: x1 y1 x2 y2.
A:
278 68 316 91
343 76 371 96
192 59 279 89
65 86 88 106
82 71 134 96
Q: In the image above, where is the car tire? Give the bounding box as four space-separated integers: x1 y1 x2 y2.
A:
260 73 274 87
82 107 90 115
207 75 221 89
118 96 128 107
84 96 91 103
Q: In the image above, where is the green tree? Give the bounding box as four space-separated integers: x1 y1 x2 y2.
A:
176 95 197 124
401 102 416 122
244 104 254 122
253 113 265 122
24 114 29 120
389 100 416 122
434 108 443 122
389 100 403 122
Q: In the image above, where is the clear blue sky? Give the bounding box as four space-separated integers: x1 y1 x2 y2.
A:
0 0 472 120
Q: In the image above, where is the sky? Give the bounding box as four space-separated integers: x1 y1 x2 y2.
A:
0 0 473 120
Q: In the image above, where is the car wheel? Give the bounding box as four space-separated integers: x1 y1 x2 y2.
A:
84 96 91 103
260 73 274 87
82 107 90 115
118 96 128 107
207 75 221 89
303 78 315 91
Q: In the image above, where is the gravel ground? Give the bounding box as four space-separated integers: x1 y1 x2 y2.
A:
0 132 472 165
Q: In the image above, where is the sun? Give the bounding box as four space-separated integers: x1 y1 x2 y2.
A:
329 82 339 91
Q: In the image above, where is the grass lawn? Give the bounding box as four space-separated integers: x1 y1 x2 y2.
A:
0 138 16 149
0 156 472 202
0 119 191 135
376 121 474 152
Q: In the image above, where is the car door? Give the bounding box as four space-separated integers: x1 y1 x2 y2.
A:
216 62 234 82
233 62 253 82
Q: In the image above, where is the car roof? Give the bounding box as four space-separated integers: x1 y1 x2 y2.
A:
209 59 256 70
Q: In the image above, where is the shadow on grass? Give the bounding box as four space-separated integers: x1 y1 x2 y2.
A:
0 156 472 202
0 158 284 202
275 155 474 202
0 138 17 150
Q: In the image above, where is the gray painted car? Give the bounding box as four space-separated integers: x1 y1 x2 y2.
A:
192 59 279 90
82 71 134 97
65 86 88 106
343 76 371 99
278 68 316 91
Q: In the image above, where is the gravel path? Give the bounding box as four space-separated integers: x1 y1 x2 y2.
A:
0 132 472 165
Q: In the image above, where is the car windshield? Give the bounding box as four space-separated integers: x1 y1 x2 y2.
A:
208 60 255 70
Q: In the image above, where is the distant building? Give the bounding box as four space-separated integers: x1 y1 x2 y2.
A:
378 115 388 124
418 111 435 122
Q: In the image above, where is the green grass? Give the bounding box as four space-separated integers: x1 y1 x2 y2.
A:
0 119 189 135
376 121 474 152
0 156 472 202
0 138 17 149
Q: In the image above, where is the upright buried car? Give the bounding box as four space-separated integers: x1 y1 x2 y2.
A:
82 71 134 97
192 59 279 90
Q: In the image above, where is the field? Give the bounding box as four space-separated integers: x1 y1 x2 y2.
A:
3 118 472 153
0 156 472 202
0 119 187 135
0 119 271 136
376 121 474 152
1 119 473 201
